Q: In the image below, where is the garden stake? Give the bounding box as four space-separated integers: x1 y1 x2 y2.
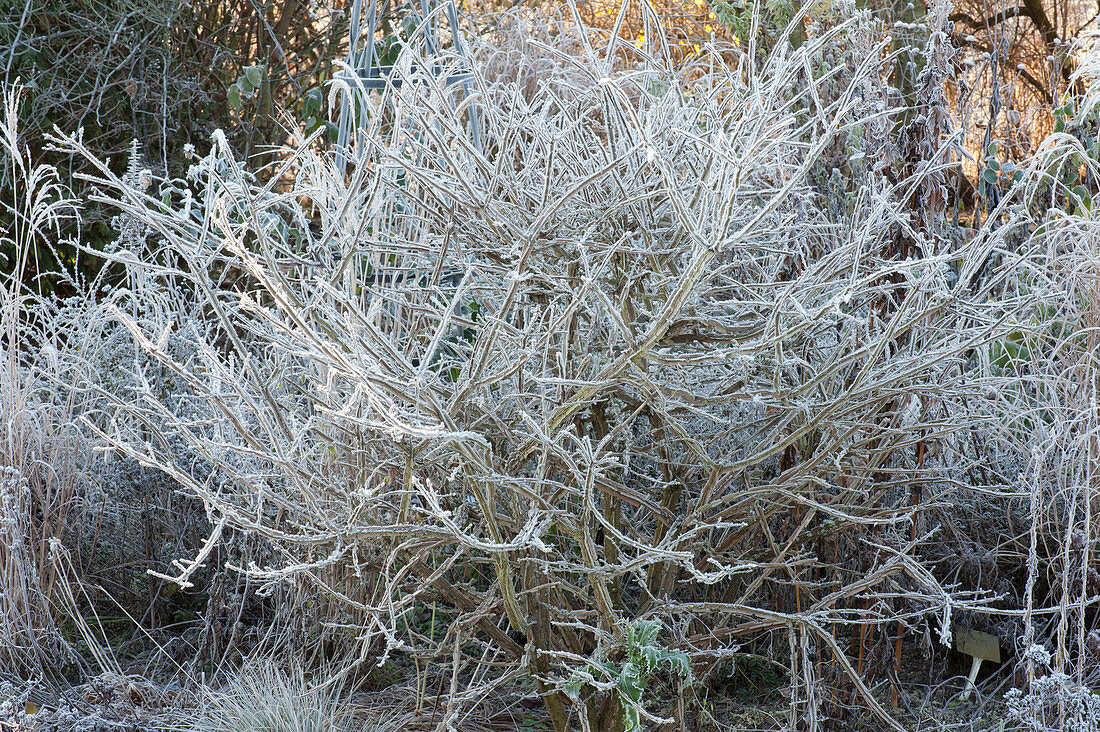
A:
956 628 1000 701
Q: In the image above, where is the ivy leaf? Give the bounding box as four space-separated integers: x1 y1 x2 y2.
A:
245 64 264 87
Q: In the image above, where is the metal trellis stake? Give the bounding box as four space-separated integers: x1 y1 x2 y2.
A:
335 0 482 174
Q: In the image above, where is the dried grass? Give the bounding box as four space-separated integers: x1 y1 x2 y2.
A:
0 82 85 684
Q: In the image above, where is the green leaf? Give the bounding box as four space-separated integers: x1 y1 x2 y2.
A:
630 619 662 648
666 650 692 680
637 645 664 673
623 706 641 732
991 330 1031 370
227 84 242 109
302 88 323 117
245 64 263 86
617 662 645 704
982 168 998 185
987 142 998 157
987 159 1000 172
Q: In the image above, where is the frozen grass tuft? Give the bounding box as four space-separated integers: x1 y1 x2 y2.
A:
188 661 390 732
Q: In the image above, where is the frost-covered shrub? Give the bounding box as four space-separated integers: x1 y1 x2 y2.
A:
1 78 254 679
57 9 1028 730
975 44 1100 709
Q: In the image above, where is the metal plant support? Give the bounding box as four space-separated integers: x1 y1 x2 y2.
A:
335 0 482 172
